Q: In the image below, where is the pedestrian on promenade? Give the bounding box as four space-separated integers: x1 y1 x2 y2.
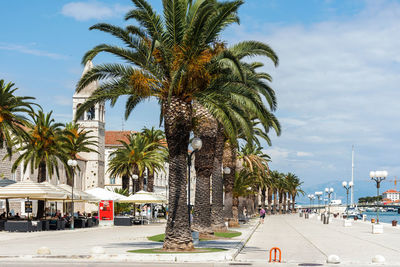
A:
259 207 266 224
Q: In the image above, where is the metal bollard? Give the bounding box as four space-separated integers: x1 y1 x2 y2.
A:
323 215 329 224
321 214 325 222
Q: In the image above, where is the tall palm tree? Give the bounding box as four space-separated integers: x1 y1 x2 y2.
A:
75 0 251 251
0 80 36 155
107 133 165 193
141 127 167 192
286 173 304 212
231 168 256 226
61 122 98 186
11 110 65 218
268 170 281 214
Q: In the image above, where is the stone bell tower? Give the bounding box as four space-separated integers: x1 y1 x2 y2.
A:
72 60 105 189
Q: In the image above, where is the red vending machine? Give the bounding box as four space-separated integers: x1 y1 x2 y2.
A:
99 200 114 224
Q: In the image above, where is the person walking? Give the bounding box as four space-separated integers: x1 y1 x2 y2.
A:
260 207 266 224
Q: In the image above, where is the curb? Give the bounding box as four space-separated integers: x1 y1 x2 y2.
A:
232 220 260 260
0 220 261 263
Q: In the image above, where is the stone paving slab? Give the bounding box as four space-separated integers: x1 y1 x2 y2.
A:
236 213 400 266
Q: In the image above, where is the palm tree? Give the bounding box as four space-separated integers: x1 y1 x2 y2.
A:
286 173 304 212
141 127 167 192
268 170 281 214
231 169 256 226
76 0 250 251
0 80 36 155
107 133 165 193
11 110 65 218
61 122 98 186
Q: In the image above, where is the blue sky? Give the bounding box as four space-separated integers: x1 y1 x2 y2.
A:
1 0 400 201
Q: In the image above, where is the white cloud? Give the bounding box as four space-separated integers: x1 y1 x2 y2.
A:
297 151 313 157
61 1 130 21
226 1 400 187
0 43 67 60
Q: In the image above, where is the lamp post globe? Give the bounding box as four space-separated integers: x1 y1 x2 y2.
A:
325 188 329 193
223 167 231 174
191 137 202 151
349 181 353 187
342 181 347 187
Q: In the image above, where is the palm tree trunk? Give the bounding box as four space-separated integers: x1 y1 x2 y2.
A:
211 125 226 231
283 193 287 214
223 141 237 223
267 187 272 215
37 160 46 219
192 102 217 235
138 174 144 191
231 196 240 227
279 191 283 214
162 97 193 251
131 178 139 193
261 188 266 209
147 172 154 192
122 174 129 191
273 189 278 214
292 195 296 213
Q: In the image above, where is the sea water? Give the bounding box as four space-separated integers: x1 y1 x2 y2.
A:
362 211 400 224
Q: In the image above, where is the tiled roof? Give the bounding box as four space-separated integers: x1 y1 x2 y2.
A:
383 189 399 193
105 130 167 148
105 131 136 146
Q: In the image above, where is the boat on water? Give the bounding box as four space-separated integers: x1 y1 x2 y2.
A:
344 207 362 218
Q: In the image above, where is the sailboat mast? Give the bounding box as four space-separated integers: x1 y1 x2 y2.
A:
351 145 354 206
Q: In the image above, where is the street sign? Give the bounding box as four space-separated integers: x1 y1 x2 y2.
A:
25 201 32 213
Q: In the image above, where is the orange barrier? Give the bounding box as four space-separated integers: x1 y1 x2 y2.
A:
269 247 282 263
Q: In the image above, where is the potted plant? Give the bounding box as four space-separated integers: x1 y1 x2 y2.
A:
371 218 376 223
392 220 397 226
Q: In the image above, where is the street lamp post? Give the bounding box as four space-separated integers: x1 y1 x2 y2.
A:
342 181 353 218
307 194 314 212
67 159 78 230
315 192 323 214
188 137 202 226
132 174 139 194
369 170 388 224
325 187 334 217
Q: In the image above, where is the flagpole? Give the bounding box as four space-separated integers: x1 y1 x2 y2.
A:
351 145 354 206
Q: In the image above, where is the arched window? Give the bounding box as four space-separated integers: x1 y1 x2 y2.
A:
76 104 84 121
87 106 95 120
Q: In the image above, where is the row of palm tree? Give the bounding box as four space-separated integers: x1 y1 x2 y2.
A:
75 0 283 251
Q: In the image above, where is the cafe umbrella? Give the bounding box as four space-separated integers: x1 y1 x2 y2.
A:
0 180 67 218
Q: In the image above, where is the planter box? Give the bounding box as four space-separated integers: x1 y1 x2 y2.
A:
343 220 352 227
372 224 383 234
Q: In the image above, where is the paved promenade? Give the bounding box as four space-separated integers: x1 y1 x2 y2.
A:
236 213 400 266
3 214 400 266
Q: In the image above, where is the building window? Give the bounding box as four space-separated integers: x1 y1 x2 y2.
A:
110 177 116 184
87 106 95 120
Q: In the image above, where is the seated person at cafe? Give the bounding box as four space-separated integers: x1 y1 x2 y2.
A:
14 213 20 219
0 212 6 219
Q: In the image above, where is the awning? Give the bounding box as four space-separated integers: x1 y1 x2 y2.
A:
85 187 126 201
0 179 16 187
0 180 67 200
58 184 98 202
119 190 167 204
